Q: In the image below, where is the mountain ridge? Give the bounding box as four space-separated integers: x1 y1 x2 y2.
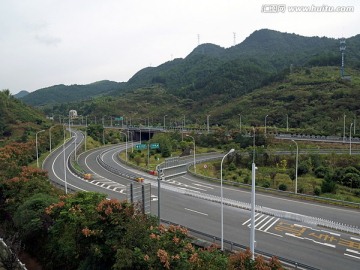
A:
20 29 360 107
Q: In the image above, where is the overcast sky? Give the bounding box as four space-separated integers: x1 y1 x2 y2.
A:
1 0 359 94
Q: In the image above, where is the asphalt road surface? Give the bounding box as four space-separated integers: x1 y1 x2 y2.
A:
43 131 360 270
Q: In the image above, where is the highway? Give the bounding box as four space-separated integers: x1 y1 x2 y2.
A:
43 130 360 270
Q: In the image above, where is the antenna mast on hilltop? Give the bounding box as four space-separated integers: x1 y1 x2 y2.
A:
233 32 236 46
197 34 200 46
340 38 346 77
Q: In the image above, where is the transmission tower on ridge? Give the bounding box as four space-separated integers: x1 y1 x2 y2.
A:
339 38 346 77
233 32 236 46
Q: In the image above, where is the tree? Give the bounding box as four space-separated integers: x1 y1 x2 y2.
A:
43 192 106 269
321 174 338 194
13 193 58 251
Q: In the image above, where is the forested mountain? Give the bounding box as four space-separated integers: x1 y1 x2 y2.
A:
47 65 360 136
19 29 360 136
13 90 29 99
20 80 125 107
0 89 46 143
119 29 360 102
22 29 360 109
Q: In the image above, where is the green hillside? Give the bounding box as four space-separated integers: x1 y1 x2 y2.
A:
20 80 125 107
17 29 360 137
21 29 360 111
48 65 360 137
0 90 48 144
121 29 360 102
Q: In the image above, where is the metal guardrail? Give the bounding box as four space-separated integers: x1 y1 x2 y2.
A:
0 238 27 270
187 157 360 209
184 189 360 235
160 219 320 270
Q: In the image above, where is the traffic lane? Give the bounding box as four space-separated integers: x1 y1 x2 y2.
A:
51 142 358 269
90 145 360 228
44 137 128 199
175 174 360 227
81 145 360 229
156 190 359 270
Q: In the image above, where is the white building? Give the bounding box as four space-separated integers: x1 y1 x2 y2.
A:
69 110 78 119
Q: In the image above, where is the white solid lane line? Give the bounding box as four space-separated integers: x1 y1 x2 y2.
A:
184 208 208 216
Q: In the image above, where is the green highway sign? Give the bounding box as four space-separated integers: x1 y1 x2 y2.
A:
150 143 160 149
115 117 123 121
135 144 147 150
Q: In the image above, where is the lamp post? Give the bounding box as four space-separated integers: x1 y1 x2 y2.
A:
85 116 88 152
291 140 298 194
68 111 71 138
238 114 242 133
63 125 68 194
102 129 105 145
36 130 45 168
350 123 353 155
128 130 134 152
220 148 235 251
343 114 346 142
186 134 196 173
250 127 256 260
286 114 289 132
49 125 56 153
163 115 167 129
264 114 269 137
207 114 210 133
139 128 142 144
119 131 128 162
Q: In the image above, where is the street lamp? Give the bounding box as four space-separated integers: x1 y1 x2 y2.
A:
186 134 196 173
85 116 88 152
68 111 71 138
250 127 256 260
163 115 167 129
220 148 235 251
350 123 353 155
139 128 142 144
63 125 68 194
49 125 56 153
264 114 269 137
343 114 346 142
102 129 105 145
119 131 128 162
291 140 298 194
286 114 289 132
36 130 45 168
207 114 210 133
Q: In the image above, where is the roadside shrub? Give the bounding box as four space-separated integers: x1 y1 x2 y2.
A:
297 162 309 176
314 166 329 178
321 177 337 194
278 183 287 191
314 187 321 196
228 162 236 171
262 181 270 188
243 175 250 184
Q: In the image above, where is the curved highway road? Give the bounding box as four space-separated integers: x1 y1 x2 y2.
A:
45 131 360 270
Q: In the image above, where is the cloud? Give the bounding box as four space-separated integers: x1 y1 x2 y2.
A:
35 34 61 46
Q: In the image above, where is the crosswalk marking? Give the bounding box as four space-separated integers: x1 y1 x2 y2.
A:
243 214 280 234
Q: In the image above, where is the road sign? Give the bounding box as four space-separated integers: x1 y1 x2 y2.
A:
150 143 160 149
135 144 147 150
115 117 123 121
